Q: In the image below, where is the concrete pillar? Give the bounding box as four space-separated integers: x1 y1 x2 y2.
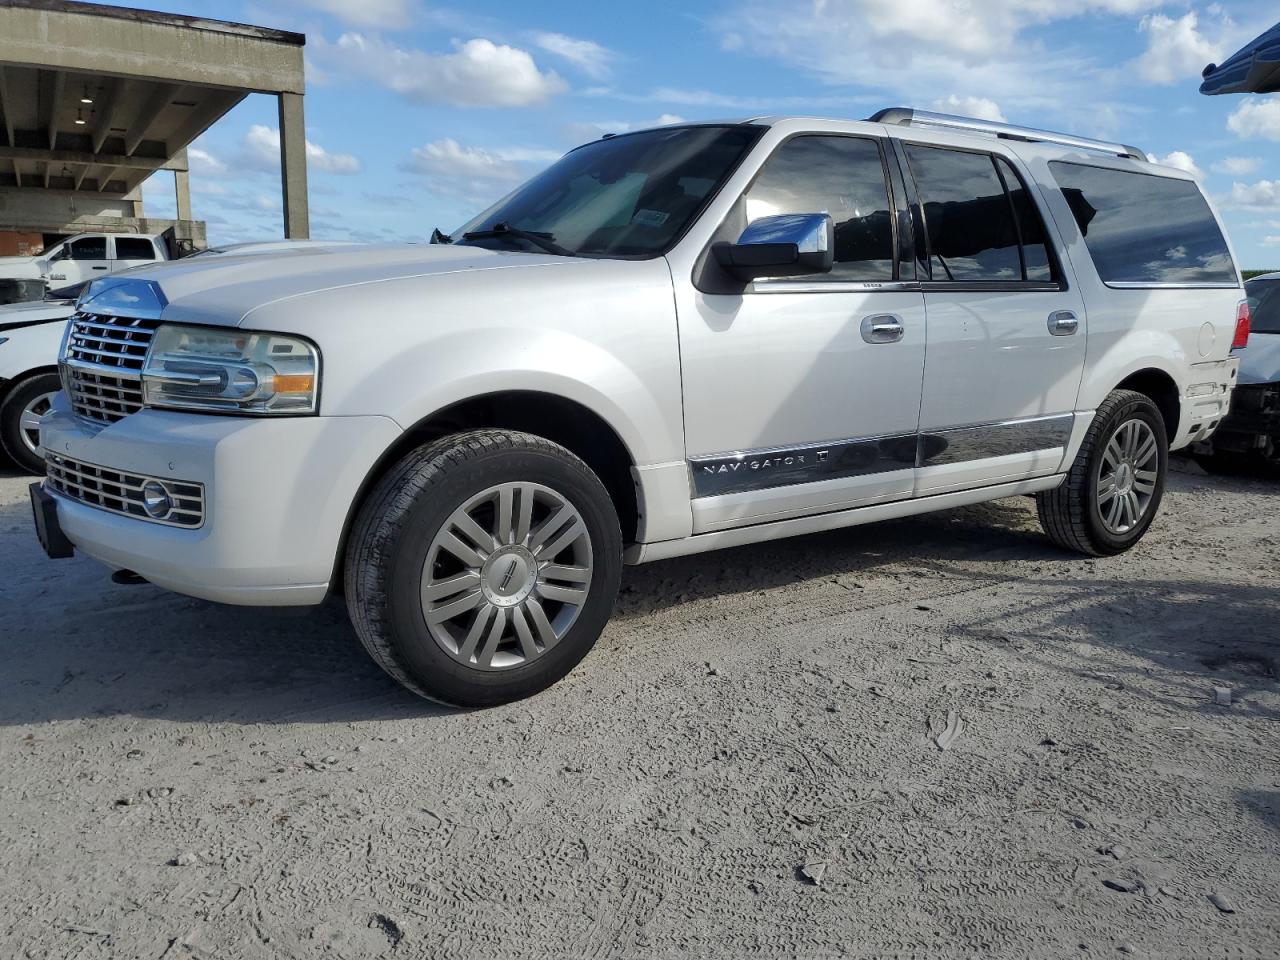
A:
124 187 144 218
173 147 192 222
277 92 309 239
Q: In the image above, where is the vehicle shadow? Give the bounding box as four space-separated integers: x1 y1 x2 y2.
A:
1 470 1274 726
0 493 1058 727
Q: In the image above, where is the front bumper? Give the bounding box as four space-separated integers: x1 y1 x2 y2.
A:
37 394 401 605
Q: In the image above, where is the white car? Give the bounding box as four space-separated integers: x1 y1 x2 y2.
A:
32 110 1244 706
0 296 77 471
0 241 359 473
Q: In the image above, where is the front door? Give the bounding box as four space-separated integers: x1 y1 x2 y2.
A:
47 236 110 288
678 133 927 532
897 141 1088 494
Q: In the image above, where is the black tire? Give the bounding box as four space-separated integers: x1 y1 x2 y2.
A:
0 372 60 474
344 429 622 707
1036 389 1169 556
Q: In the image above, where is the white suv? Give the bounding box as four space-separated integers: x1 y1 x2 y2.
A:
31 110 1245 706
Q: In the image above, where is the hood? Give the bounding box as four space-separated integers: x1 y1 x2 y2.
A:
0 255 45 279
1238 333 1280 385
0 298 75 331
84 243 585 328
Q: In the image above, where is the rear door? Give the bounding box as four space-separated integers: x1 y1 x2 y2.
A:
897 141 1087 494
678 133 927 532
111 236 159 273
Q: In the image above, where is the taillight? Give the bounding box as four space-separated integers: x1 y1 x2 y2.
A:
1232 300 1251 351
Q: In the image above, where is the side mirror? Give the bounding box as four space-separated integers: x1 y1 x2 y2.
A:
712 213 834 282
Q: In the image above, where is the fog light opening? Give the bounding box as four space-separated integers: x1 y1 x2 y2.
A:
141 480 174 520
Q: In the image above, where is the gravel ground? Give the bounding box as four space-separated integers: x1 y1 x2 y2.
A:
1 459 1277 959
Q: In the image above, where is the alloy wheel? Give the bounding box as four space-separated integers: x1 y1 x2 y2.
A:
19 391 56 459
420 482 593 671
1097 418 1159 535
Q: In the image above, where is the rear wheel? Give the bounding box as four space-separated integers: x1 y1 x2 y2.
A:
1036 389 1168 556
0 372 60 474
344 430 622 707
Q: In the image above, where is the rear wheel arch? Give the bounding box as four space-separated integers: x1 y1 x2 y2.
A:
333 391 641 590
1114 367 1180 442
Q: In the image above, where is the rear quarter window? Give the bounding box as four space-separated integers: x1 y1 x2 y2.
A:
1049 162 1237 286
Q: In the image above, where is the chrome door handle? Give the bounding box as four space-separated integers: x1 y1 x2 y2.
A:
861 314 904 344
1048 310 1079 336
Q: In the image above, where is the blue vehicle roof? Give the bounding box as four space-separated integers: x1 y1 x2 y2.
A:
1200 21 1280 95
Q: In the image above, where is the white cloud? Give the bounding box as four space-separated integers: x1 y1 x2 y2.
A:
1134 12 1232 85
1264 236 1280 247
260 0 417 29
316 34 566 108
1213 156 1263 176
564 114 685 141
1227 99 1280 142
1149 150 1202 179
931 95 1006 122
533 32 615 80
404 139 560 182
714 0 1178 118
243 124 362 175
1228 180 1280 209
187 146 226 175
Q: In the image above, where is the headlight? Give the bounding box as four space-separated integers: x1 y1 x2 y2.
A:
141 324 320 415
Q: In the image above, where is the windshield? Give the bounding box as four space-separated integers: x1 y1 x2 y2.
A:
455 125 762 258
1246 278 1280 334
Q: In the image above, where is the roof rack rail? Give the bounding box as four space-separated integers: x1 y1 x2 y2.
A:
869 108 1147 161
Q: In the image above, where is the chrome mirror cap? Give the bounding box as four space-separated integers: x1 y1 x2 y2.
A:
736 213 832 254
712 212 835 283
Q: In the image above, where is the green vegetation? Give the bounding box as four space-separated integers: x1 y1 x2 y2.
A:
1244 270 1277 280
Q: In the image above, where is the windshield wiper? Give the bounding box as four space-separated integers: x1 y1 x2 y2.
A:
462 222 575 257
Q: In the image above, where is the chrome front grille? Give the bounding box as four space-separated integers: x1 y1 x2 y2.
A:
63 312 162 424
45 453 205 528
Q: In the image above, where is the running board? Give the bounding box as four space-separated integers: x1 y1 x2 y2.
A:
624 475 1065 564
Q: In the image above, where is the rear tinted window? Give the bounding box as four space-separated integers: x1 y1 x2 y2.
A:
1050 162 1236 285
905 145 1050 283
1246 278 1280 334
115 237 156 260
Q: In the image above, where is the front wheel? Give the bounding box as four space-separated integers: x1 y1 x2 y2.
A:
344 430 622 707
0 372 61 474
1036 389 1168 556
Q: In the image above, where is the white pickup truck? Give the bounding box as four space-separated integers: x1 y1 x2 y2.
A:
0 233 169 292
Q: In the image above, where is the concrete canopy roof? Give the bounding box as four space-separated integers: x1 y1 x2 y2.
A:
0 0 305 195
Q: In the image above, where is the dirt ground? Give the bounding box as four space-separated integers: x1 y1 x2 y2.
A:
1 458 1277 960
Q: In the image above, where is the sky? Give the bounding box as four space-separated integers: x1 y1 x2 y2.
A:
98 0 1280 267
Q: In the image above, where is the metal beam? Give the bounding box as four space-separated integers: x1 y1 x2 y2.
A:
46 69 65 150
90 76 124 154
0 143 167 171
0 68 13 148
124 83 178 156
